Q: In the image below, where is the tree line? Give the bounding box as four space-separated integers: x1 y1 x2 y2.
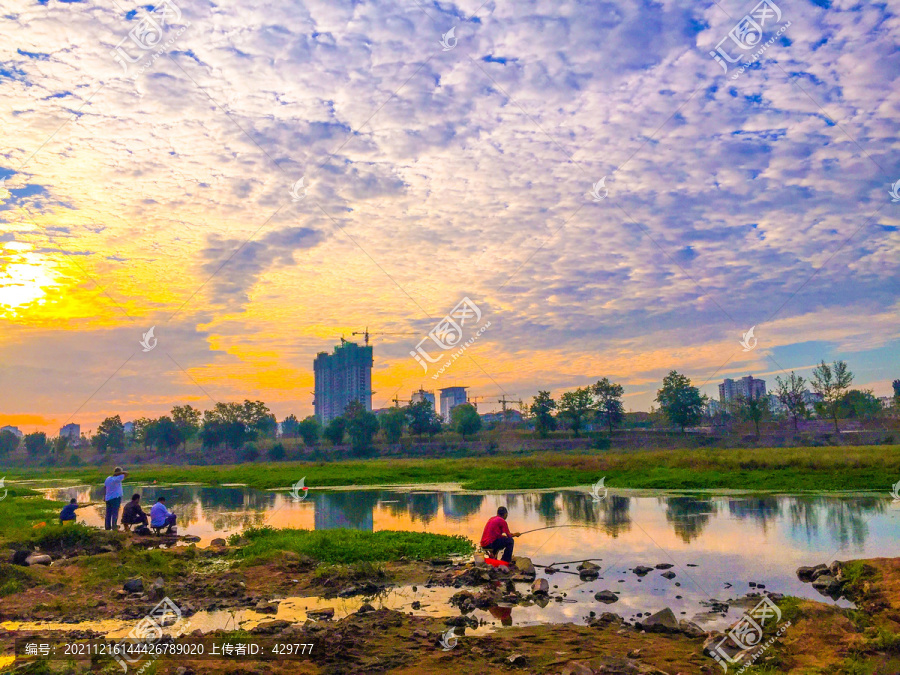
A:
0 360 895 459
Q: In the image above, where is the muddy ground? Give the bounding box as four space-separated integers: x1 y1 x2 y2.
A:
2 534 900 674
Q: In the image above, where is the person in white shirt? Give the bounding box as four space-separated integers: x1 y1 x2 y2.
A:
103 467 129 531
149 496 176 535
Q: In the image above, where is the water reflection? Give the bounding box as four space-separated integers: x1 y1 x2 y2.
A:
42 485 893 556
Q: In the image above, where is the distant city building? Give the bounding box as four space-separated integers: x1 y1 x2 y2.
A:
705 399 725 416
480 410 524 425
878 396 893 409
123 421 135 437
314 341 373 424
768 390 823 415
719 375 766 402
59 423 80 439
410 389 436 409
0 425 23 439
439 387 468 423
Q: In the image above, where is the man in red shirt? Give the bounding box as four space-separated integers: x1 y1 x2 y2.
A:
480 506 520 563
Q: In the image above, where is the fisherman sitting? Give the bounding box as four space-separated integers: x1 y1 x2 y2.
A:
480 506 520 564
121 494 149 531
149 496 177 535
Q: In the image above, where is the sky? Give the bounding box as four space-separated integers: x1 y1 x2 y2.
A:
0 0 898 434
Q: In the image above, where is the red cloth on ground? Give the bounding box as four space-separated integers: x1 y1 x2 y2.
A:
480 515 512 547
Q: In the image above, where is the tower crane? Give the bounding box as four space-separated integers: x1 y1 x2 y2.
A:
351 327 419 346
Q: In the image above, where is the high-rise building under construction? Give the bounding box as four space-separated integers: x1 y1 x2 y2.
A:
314 341 373 424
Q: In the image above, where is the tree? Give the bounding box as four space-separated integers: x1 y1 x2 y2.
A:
529 391 557 438
171 405 201 451
734 393 769 437
775 371 807 431
24 432 49 456
558 387 593 437
132 417 152 449
893 379 900 404
406 399 442 436
811 360 853 432
655 371 706 432
592 378 625 434
93 415 125 453
379 408 406 444
298 416 321 447
241 400 277 439
839 389 881 421
53 435 69 454
281 414 300 438
0 430 19 456
451 403 482 439
146 416 181 452
345 401 379 456
323 417 346 446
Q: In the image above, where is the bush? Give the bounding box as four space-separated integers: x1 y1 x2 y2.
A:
67 454 83 467
268 443 286 461
239 443 259 462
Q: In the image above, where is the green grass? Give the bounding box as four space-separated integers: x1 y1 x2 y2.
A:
4 445 900 492
230 526 473 565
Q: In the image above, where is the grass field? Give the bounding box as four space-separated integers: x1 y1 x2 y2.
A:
3 444 900 493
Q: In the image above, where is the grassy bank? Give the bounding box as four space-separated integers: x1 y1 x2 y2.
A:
230 526 473 565
3 444 900 492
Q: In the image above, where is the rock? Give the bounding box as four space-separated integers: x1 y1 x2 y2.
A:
307 607 334 620
430 558 452 566
655 563 674 570
252 619 291 634
678 619 706 638
594 590 619 604
531 578 549 595
449 591 475 607
123 578 144 593
411 601 421 610
24 554 52 566
633 566 653 576
412 628 429 638
628 648 642 658
812 575 842 597
210 538 227 547
703 633 746 662
639 608 679 633
589 612 623 626
660 571 676 580
148 577 165 601
11 550 32 566
829 560 844 580
181 535 200 543
358 603 375 614
512 556 535 576
561 661 595 675
797 564 829 582
577 561 600 572
507 653 527 665
255 600 278 614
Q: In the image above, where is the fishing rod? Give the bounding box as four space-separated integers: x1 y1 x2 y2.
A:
515 524 596 536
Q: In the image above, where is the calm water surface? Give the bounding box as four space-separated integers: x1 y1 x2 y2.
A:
25 483 900 635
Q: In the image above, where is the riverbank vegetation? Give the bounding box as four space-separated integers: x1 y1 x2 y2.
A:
4 444 900 493
230 527 473 565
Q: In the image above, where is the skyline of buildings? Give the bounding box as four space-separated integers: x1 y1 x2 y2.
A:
439 386 469 423
718 375 767 403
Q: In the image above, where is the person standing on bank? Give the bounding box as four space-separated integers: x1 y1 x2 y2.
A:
103 467 129 531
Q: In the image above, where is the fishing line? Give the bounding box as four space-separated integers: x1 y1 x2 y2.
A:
516 524 596 536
